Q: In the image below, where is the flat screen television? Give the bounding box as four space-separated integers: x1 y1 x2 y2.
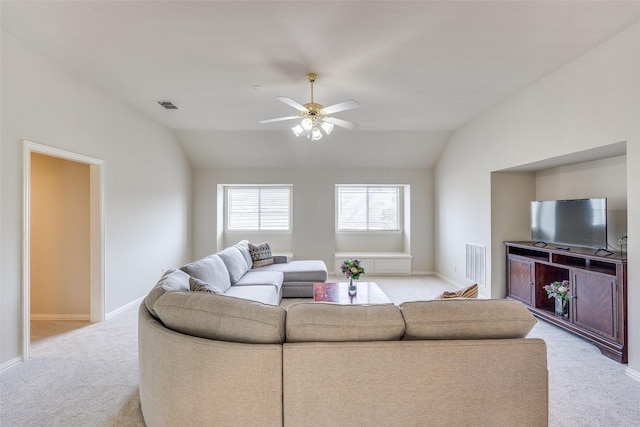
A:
531 198 607 249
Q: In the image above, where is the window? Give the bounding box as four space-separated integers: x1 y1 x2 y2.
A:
336 185 400 231
225 186 291 231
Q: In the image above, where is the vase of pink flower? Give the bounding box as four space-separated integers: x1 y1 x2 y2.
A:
340 259 365 295
544 280 570 317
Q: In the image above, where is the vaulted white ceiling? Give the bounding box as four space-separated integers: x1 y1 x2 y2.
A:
3 1 639 169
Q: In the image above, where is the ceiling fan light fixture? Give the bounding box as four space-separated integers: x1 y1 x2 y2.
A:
292 124 304 137
301 118 313 131
321 121 334 135
260 73 360 141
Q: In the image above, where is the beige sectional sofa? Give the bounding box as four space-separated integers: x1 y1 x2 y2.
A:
139 291 548 427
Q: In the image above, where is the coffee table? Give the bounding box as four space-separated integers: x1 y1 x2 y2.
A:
313 281 392 305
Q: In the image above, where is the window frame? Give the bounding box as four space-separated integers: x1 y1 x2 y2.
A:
335 185 402 233
224 185 292 233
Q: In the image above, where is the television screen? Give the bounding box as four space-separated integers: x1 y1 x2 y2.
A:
531 198 607 249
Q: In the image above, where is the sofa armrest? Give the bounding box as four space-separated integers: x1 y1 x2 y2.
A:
273 255 289 264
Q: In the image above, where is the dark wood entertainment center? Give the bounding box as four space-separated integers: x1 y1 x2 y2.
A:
505 241 627 363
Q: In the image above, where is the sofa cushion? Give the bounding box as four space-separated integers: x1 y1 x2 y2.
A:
154 292 286 344
161 268 191 291
189 276 222 294
438 283 478 299
180 254 232 293
234 240 253 270
235 270 284 293
217 246 251 284
286 303 405 342
249 242 275 268
399 299 536 340
225 285 281 306
272 254 289 264
144 268 190 318
259 260 328 282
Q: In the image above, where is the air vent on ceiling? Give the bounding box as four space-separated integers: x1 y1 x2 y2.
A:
157 101 178 110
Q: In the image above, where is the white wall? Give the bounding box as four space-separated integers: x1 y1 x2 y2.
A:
1 30 192 367
30 153 90 318
194 168 434 274
435 24 640 372
490 171 537 297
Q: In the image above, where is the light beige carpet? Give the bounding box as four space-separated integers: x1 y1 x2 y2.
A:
1 275 639 426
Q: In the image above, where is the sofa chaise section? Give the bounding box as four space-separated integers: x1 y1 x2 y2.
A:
259 259 328 297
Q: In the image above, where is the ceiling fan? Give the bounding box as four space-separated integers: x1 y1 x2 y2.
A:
259 73 360 141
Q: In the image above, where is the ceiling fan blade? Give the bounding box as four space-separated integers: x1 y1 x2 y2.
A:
321 99 360 115
277 97 309 113
259 116 300 124
324 116 359 130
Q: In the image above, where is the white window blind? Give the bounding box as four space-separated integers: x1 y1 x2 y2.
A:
226 186 291 231
337 186 400 231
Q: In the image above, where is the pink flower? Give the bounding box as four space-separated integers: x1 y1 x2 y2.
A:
544 280 571 300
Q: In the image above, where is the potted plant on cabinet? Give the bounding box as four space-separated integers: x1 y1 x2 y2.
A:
543 280 571 317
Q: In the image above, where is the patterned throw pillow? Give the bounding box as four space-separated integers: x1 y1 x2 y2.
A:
439 283 478 299
249 242 275 268
189 276 222 294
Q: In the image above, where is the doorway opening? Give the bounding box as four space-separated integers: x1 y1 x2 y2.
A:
22 141 105 361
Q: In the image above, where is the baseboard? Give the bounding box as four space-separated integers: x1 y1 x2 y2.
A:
626 367 640 383
0 356 23 373
30 313 90 321
106 295 145 320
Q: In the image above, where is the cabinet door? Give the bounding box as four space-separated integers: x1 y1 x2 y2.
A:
508 257 534 305
572 270 617 341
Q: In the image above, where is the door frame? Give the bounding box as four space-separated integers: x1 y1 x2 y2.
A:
22 140 105 360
